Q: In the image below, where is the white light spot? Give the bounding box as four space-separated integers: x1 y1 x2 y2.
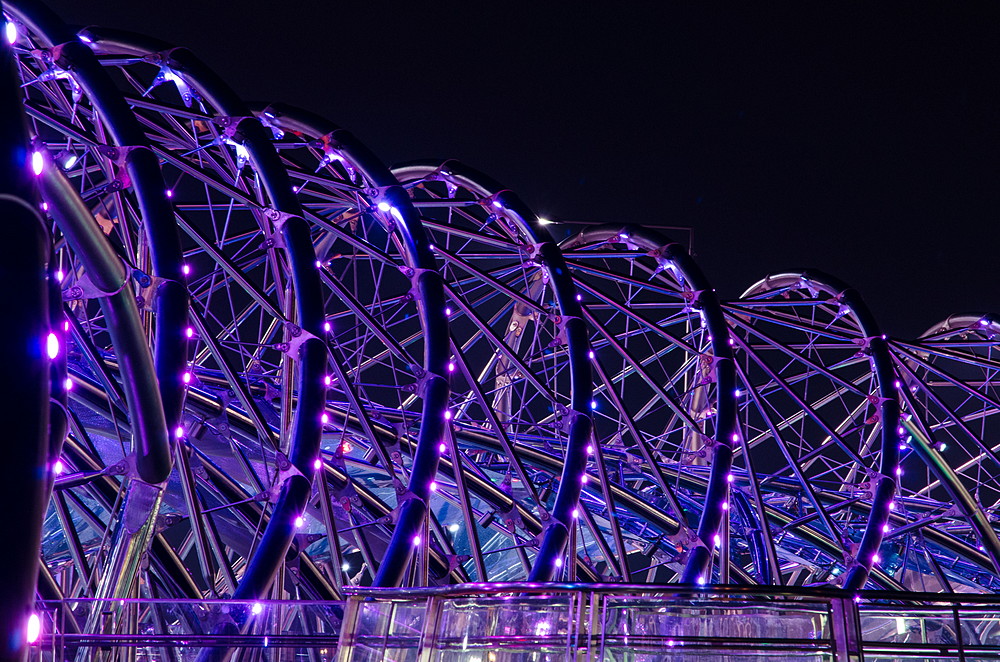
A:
251 602 263 615
31 151 43 175
46 333 59 359
5 22 17 45
26 613 40 644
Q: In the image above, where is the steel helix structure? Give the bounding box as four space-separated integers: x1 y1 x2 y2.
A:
3 0 1000 657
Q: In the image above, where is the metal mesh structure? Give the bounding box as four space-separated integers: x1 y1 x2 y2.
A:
3 1 1000 658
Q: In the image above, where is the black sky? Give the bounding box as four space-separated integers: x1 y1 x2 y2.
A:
40 1 1000 337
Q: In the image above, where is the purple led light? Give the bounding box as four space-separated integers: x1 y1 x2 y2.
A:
26 613 40 644
294 515 305 528
321 413 329 424
438 443 447 453
165 189 174 198
52 460 65 475
324 321 332 332
251 602 263 615
46 333 59 359
412 535 421 546
31 151 43 175
444 410 452 420
182 372 192 384
554 557 563 567
448 362 455 372
78 33 93 44
571 508 579 519
377 201 391 212
430 481 438 492
184 327 194 338
63 377 73 391
181 263 190 275
324 375 332 386
55 269 64 282
713 534 721 547
175 426 184 439
5 21 18 45
313 458 322 471
586 444 594 455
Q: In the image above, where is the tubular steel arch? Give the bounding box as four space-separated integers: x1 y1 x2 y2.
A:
558 224 737 584
391 160 594 582
731 271 900 590
75 27 331 612
249 104 451 590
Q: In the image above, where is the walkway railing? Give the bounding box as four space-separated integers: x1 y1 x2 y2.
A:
28 584 1000 661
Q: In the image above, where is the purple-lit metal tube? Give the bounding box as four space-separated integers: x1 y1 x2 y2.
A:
743 271 899 591
391 160 594 582
0 25 51 660
79 23 327 618
251 105 451 588
9 0 185 484
559 224 738 584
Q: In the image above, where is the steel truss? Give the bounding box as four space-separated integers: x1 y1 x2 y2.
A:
3 1 1000 657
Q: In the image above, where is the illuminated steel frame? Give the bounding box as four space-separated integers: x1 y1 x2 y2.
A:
3 0 1000 658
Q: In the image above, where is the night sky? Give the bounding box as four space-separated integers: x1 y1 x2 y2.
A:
40 1 1000 337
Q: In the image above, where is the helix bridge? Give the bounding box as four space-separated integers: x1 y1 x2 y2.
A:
3 1 1000 660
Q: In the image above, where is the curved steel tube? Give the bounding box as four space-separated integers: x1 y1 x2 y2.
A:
393 160 594 581
254 104 451 588
742 270 900 590
79 27 328 606
560 224 739 584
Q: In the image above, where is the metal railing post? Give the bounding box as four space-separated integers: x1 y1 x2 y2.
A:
416 596 440 662
830 597 864 662
334 597 360 662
